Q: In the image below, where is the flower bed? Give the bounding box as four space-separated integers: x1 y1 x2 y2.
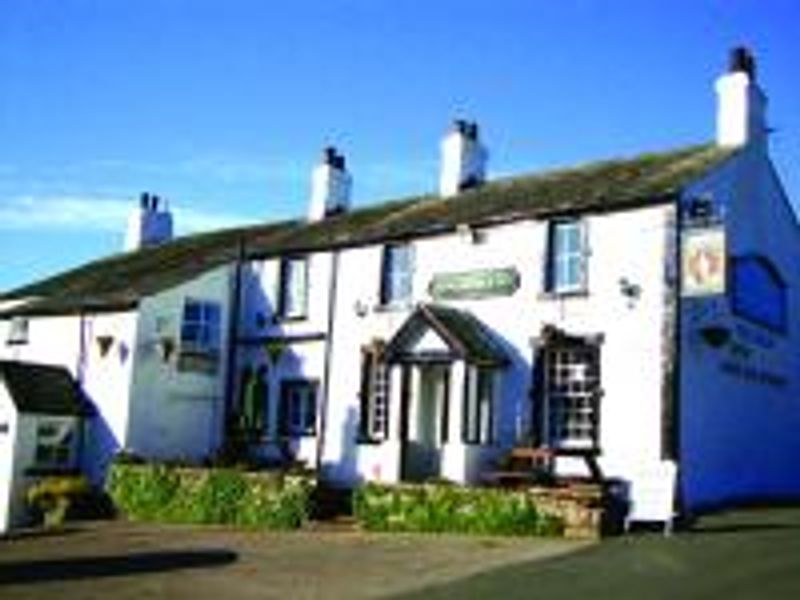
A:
353 482 565 537
107 463 314 529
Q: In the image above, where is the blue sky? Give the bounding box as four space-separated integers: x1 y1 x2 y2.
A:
1 1 798 292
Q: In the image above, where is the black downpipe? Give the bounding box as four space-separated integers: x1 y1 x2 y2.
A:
223 239 246 447
669 203 685 515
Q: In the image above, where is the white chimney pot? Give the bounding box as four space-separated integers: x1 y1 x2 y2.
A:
439 121 488 198
308 148 351 221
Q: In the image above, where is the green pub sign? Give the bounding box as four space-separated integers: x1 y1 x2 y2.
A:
429 267 521 300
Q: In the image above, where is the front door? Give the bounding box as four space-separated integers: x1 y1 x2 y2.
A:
401 364 449 481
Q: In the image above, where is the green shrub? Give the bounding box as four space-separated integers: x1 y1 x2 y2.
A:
26 475 92 528
107 463 313 529
353 483 564 537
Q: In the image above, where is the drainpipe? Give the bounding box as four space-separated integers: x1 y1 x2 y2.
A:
222 238 246 449
669 201 685 515
315 249 340 479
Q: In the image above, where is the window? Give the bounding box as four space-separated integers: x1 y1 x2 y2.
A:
731 255 787 333
542 342 601 449
278 256 309 319
239 365 269 436
180 300 221 354
35 421 73 468
6 317 29 346
360 342 390 441
545 220 587 294
280 380 318 437
463 367 494 444
179 299 222 373
380 244 413 306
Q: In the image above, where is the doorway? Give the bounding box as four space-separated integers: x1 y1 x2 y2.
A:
401 364 450 482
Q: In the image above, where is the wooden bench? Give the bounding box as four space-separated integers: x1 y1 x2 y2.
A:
489 446 604 485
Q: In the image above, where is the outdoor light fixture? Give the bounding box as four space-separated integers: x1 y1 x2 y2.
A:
96 334 115 357
619 277 642 308
157 336 176 362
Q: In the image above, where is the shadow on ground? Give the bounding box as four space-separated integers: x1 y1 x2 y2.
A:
0 549 237 586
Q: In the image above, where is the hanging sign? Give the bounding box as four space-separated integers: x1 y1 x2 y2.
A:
681 227 726 297
429 267 520 300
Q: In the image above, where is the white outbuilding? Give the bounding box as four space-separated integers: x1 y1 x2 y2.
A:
0 361 89 533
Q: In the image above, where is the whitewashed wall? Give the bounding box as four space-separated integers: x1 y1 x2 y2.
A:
235 253 333 467
0 316 83 372
0 312 136 484
0 387 18 533
320 204 673 488
76 312 138 482
680 145 800 510
126 265 233 462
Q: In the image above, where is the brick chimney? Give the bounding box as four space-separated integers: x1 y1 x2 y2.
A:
716 46 768 148
124 192 174 250
439 119 488 198
308 146 352 221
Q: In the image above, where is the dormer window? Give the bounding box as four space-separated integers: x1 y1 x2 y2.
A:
545 220 588 295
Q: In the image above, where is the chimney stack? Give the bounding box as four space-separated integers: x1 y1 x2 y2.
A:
308 146 352 221
439 119 488 198
124 191 174 250
716 46 768 148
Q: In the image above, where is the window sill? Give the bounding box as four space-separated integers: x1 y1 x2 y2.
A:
373 302 413 314
272 314 308 324
278 431 317 439
538 288 589 301
356 436 386 446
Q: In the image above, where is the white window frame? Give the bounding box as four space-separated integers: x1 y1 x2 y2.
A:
360 346 390 441
34 420 73 469
180 299 222 356
380 244 414 306
463 366 494 445
543 344 601 450
278 256 309 320
546 220 588 294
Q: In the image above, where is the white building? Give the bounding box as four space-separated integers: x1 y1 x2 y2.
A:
0 361 89 532
1 47 799 524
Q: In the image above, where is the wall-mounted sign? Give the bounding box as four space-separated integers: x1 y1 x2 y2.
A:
681 228 726 297
429 267 520 300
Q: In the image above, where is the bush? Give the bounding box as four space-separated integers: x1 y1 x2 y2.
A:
27 475 92 528
107 463 313 529
353 483 564 537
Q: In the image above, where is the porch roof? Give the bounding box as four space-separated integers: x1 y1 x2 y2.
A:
0 360 91 417
384 304 509 367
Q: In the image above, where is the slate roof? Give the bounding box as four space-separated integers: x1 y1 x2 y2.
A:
0 361 91 416
385 304 510 367
0 143 736 317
